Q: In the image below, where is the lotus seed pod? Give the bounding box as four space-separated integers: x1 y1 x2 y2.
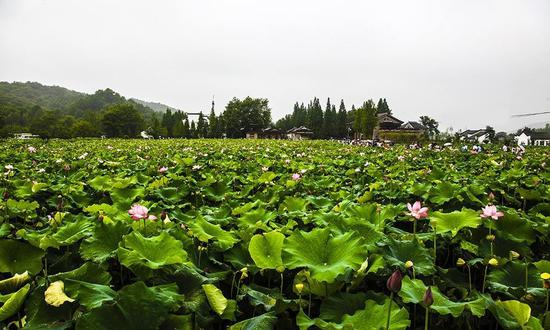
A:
509 251 520 260
295 283 304 294
405 260 414 269
456 258 466 267
488 258 498 266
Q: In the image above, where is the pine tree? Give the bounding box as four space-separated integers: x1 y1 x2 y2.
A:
337 99 347 138
182 119 190 138
207 108 218 138
190 121 197 138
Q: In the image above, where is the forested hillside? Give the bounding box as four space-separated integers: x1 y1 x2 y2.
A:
0 82 159 138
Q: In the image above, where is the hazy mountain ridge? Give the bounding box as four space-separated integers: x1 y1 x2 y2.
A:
130 98 181 113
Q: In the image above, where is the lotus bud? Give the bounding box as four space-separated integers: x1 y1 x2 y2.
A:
509 251 520 260
456 258 466 267
488 192 495 201
405 260 414 269
488 258 498 267
160 210 167 220
98 214 104 222
386 270 403 293
422 286 434 307
295 283 304 294
486 234 496 242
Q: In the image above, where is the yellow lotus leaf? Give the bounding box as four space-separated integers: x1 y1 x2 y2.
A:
44 281 74 307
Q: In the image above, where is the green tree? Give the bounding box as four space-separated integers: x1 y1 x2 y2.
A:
72 119 100 137
100 103 145 137
337 99 348 138
419 116 440 139
223 97 272 138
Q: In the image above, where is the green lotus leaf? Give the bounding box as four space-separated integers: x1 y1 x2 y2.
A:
0 284 30 322
297 297 410 330
0 224 10 238
399 276 487 317
342 298 410 330
153 186 189 203
249 231 285 271
204 181 230 201
80 221 129 263
494 211 536 244
489 299 539 329
161 314 193 330
118 231 188 278
384 238 435 275
88 175 113 191
281 197 309 212
76 282 181 330
429 181 461 204
44 262 115 309
186 216 237 251
534 260 550 273
202 284 228 316
293 269 343 297
6 199 39 217
51 217 93 246
0 239 45 274
284 228 366 283
257 171 277 184
429 208 481 237
110 187 145 208
228 312 277 330
487 261 542 296
319 292 367 322
0 271 31 294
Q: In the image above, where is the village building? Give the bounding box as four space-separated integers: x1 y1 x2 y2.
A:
515 129 550 146
372 114 425 141
245 127 286 139
13 133 39 139
286 126 314 140
458 129 491 144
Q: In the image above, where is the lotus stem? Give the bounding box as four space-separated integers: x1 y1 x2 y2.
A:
280 272 284 296
488 227 493 256
424 307 429 330
413 220 417 239
18 311 22 329
482 265 488 293
525 260 529 293
467 265 472 293
308 287 312 316
546 289 548 313
386 292 394 330
230 272 237 299
433 226 437 261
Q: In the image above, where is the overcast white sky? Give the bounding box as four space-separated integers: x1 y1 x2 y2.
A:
1 0 549 132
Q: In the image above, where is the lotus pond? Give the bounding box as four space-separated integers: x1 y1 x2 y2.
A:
0 139 549 329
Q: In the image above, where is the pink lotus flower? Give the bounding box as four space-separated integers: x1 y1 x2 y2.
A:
128 204 156 221
159 166 168 173
28 146 36 153
292 173 301 181
481 205 504 220
407 201 428 220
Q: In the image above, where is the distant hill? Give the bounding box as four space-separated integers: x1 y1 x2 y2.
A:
130 98 181 113
0 81 167 137
0 81 85 110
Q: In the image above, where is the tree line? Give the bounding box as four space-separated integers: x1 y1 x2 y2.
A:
2 81 434 140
